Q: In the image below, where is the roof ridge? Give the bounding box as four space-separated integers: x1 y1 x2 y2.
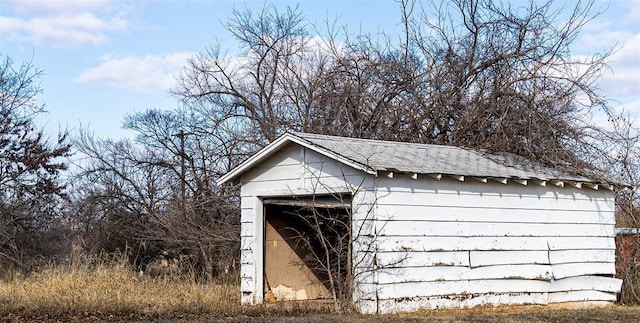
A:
289 131 464 150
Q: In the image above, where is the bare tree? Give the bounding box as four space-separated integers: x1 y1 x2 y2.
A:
592 111 640 303
73 112 240 280
73 0 626 295
0 55 71 271
398 0 612 167
174 1 613 172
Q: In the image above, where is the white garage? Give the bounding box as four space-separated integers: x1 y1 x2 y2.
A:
217 132 623 314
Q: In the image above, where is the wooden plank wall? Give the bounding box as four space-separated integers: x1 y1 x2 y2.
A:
236 144 621 313
357 175 621 314
239 144 367 304
240 144 302 304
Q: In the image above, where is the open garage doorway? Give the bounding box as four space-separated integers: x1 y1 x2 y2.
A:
263 195 351 302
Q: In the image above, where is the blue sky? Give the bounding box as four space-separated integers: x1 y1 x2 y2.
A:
1 0 639 140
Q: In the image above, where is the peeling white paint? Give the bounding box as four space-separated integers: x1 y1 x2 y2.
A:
234 140 620 314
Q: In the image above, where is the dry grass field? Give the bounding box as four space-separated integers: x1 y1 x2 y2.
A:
1 257 639 322
0 255 241 321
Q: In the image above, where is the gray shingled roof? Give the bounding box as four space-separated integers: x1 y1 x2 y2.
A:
218 131 624 186
290 132 597 183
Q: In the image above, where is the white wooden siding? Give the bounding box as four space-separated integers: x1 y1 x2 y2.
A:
374 205 614 224
548 290 617 303
373 290 617 313
236 143 620 313
238 144 368 305
371 276 621 300
377 251 470 267
375 279 552 299
376 190 613 211
470 250 550 266
360 175 619 313
376 236 615 251
375 265 554 284
378 222 614 237
239 201 257 304
549 249 615 264
551 262 616 279
375 292 550 313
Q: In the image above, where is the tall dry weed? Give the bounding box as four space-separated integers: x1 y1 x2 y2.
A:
0 252 240 320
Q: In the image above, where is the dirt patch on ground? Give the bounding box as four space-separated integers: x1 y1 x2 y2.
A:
4 305 639 322
230 306 639 322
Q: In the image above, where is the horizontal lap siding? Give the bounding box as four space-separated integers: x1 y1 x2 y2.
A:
240 193 255 303
374 289 617 313
376 189 613 211
240 144 302 190
365 177 618 313
377 251 470 267
239 145 302 305
239 145 367 305
470 250 550 266
377 279 550 299
376 236 616 251
376 265 554 283
376 292 549 313
548 290 617 303
549 249 615 264
371 276 621 300
375 205 614 224
379 221 614 237
241 145 368 194
239 224 256 304
375 264 618 284
236 146 620 311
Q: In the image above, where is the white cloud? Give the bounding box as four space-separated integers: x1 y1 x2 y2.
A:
620 0 640 22
599 33 640 98
0 0 129 47
75 52 193 93
578 30 633 51
2 0 111 15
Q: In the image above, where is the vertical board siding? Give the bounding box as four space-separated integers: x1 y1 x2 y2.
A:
364 176 618 313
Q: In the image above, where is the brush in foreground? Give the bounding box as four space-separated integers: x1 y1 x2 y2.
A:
0 258 239 319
